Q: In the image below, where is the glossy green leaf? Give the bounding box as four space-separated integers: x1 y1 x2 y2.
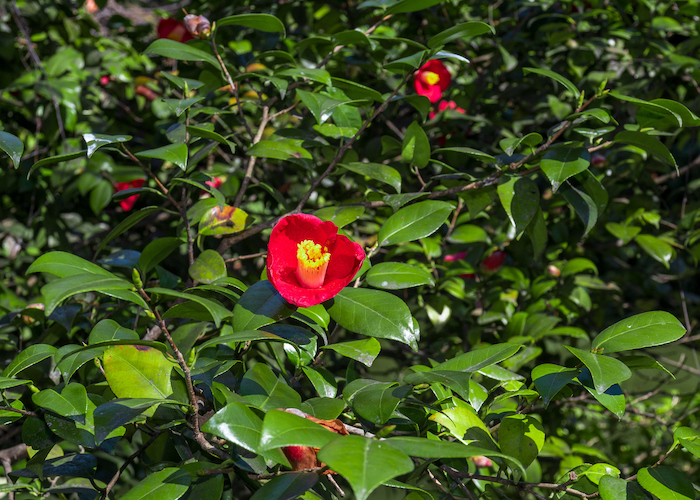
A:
82 133 131 158
320 338 381 367
247 139 312 160
341 162 401 193
498 414 545 473
637 467 694 500
96 207 162 255
592 311 685 353
103 345 175 399
578 369 625 418
385 436 514 463
429 405 499 452
139 237 182 276
561 182 599 236
28 150 87 177
88 319 139 344
136 143 188 170
144 39 219 68
201 402 265 454
302 366 337 397
636 234 674 269
531 364 579 407
161 96 205 117
0 377 32 390
250 474 318 500
385 0 442 15
187 126 234 153
377 200 453 246
27 251 112 278
608 91 682 127
189 250 227 284
365 262 434 289
403 370 471 401
606 223 641 244
566 346 631 393
314 205 365 228
523 67 580 98
328 288 418 350
94 398 176 443
240 363 302 411
233 280 294 332
90 179 112 214
218 14 285 35
32 383 88 418
259 409 339 451
317 435 414 500
120 467 191 500
674 427 700 459
402 121 430 168
352 382 410 424
499 133 542 156
614 131 676 167
448 224 490 244
498 175 539 238
433 146 495 163
599 476 652 500
434 343 521 372
0 131 24 167
147 287 232 327
540 147 590 192
427 21 494 48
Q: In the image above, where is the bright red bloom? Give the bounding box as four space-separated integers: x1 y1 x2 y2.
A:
414 60 451 103
481 250 506 272
115 179 145 211
267 214 365 307
100 76 110 86
157 18 194 43
205 177 223 189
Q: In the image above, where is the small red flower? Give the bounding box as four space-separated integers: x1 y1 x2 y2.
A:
100 76 110 86
157 18 194 43
430 99 466 119
444 251 475 279
205 177 223 189
414 60 451 103
470 455 493 468
481 250 506 272
115 179 145 211
267 214 365 307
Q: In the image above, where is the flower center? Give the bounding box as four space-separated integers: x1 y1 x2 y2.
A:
296 240 330 289
422 71 440 86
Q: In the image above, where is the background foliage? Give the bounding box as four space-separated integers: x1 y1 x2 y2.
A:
1 0 699 498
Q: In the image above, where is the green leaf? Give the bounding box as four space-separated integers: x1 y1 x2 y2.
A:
161 96 205 117
636 234 674 269
580 463 620 486
599 476 652 500
240 363 302 411
96 207 161 256
531 364 579 407
435 343 522 372
328 288 418 350
540 147 590 192
120 467 191 500
341 162 401 193
352 382 410 424
365 262 434 289
82 133 131 158
94 398 175 443
303 366 337 397
136 143 188 170
233 280 294 332
614 131 676 167
498 415 545 474
250 474 318 500
314 205 365 228
377 200 453 246
147 287 232 327
0 377 32 390
560 183 599 237
189 250 227 284
28 150 87 177
608 91 683 127
385 0 442 15
277 68 332 87
320 338 381 367
103 345 175 399
295 90 365 125
403 370 472 400
566 347 631 394
259 409 339 451
592 311 685 353
523 67 580 98
316 435 414 500
402 121 430 168
605 223 641 245
433 146 495 163
637 467 695 500
427 21 494 48
0 131 24 167
217 14 286 36
578 369 625 418
32 383 88 418
90 180 112 215
247 139 312 160
497 176 539 238
144 39 220 68
41 274 148 316
385 436 513 463
674 427 700 459
28 251 112 278
448 224 490 244
202 402 265 454
139 238 183 275
332 77 383 102
187 126 235 153
499 133 542 156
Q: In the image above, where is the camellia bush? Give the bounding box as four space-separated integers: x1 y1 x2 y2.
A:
1 0 700 498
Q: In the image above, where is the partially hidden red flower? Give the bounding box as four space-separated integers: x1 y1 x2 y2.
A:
444 251 475 279
470 456 493 468
430 99 466 119
115 179 145 211
266 214 365 308
157 18 194 43
205 177 223 189
414 60 451 103
481 250 506 272
280 408 348 473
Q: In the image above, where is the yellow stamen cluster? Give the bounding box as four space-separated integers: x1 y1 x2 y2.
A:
296 240 331 289
423 71 440 86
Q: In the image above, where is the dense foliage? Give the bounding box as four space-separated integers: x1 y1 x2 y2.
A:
1 0 699 498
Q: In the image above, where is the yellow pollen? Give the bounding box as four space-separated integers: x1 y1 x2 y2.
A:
296 240 331 288
423 71 440 86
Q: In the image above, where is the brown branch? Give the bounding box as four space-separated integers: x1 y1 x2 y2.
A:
211 39 253 141
0 407 39 418
224 251 266 263
101 431 161 499
120 144 180 209
655 153 700 184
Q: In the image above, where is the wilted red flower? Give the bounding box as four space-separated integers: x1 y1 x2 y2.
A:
115 179 145 211
157 18 194 43
481 250 506 272
266 214 365 307
430 99 466 119
414 60 451 103
281 408 348 473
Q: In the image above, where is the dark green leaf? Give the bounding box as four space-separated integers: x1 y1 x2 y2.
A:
365 262 434 289
614 131 676 167
352 382 410 424
120 467 191 500
96 207 161 255
531 364 579 407
592 311 685 353
320 338 381 367
217 14 286 35
560 182 598 237
427 21 494 48
0 131 24 167
498 176 539 238
42 274 148 316
523 67 580 98
402 121 430 168
28 150 87 177
250 473 318 500
144 39 219 68
637 466 694 500
377 200 453 246
247 139 312 160
28 251 112 278
599 476 652 500
433 146 495 163
567 347 631 394
136 143 188 170
435 343 522 372
147 287 232 327
341 162 401 193
82 133 131 158
189 250 227 284
240 363 302 411
540 147 590 192
233 280 294 332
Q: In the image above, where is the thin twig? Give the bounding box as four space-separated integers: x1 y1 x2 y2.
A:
234 106 270 208
120 145 180 209
210 38 253 141
0 407 39 418
224 251 267 263
101 431 162 499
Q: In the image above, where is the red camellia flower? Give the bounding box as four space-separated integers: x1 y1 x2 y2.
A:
115 179 145 211
429 99 466 119
481 250 507 272
157 18 194 43
444 251 475 279
266 214 365 307
414 60 451 103
205 177 223 189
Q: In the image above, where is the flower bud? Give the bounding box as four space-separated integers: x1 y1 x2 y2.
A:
546 265 561 277
184 14 211 39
